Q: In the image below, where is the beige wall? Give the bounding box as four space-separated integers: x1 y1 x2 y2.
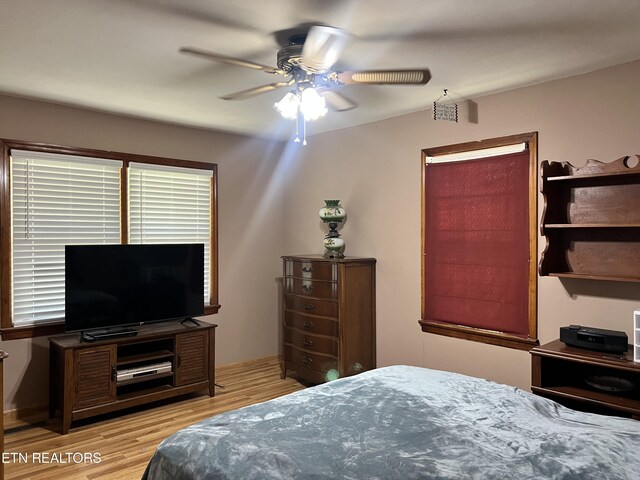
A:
284 60 640 390
2 59 640 412
0 95 287 411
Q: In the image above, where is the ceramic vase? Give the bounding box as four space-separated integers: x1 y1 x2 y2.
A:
319 200 346 258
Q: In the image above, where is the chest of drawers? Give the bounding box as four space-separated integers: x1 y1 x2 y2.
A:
282 255 376 384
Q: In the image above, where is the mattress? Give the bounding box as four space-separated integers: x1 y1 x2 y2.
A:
142 365 640 479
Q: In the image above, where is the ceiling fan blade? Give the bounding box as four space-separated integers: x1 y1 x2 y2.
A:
180 47 285 75
320 90 357 111
220 80 294 101
335 69 431 85
301 25 349 72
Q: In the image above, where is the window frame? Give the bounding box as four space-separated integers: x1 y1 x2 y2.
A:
419 132 538 351
0 139 219 340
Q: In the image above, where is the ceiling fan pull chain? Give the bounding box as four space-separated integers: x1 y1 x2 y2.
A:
294 109 301 143
294 109 307 146
302 114 307 146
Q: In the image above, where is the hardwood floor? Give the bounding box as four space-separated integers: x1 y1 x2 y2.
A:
4 356 304 480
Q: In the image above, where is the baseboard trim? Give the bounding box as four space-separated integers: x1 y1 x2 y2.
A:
216 354 280 371
4 404 49 430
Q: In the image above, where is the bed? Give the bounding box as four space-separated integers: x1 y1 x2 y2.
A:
142 365 640 479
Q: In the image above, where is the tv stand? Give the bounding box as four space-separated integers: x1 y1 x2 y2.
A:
81 328 138 342
49 319 217 434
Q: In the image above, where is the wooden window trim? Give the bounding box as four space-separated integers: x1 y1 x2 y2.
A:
0 139 220 340
419 132 538 351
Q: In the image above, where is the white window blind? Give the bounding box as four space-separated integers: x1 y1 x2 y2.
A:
128 162 212 304
10 150 122 327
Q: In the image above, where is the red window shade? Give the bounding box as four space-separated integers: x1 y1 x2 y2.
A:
423 151 530 336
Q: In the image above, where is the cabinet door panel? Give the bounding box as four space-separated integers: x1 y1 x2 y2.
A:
74 346 116 409
175 331 210 386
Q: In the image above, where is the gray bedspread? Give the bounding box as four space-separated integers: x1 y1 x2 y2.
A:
142 365 640 479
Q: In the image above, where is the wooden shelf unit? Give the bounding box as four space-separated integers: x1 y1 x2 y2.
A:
539 155 640 281
49 319 216 434
531 339 640 418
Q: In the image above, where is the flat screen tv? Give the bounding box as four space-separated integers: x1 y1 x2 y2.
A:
65 244 204 336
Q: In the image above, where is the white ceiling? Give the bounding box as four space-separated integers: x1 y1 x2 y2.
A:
2 0 640 140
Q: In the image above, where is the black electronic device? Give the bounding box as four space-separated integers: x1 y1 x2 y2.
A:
560 325 628 354
81 328 139 342
65 244 205 338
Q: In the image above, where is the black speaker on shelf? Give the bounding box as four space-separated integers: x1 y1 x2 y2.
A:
560 325 628 354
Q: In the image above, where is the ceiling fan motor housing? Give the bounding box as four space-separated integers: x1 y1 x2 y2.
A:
277 43 304 72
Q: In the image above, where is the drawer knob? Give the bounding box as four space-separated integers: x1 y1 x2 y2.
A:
302 284 314 292
302 266 313 273
302 339 313 347
302 303 315 311
303 321 315 329
301 355 313 364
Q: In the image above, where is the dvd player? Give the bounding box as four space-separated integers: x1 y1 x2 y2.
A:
117 361 172 382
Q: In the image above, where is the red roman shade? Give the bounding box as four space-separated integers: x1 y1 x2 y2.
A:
423 151 530 336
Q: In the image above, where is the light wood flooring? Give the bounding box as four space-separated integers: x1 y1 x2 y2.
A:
4 356 305 480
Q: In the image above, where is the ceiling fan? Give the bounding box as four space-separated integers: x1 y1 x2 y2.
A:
180 25 431 143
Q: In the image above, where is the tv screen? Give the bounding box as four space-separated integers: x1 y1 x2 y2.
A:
65 244 204 333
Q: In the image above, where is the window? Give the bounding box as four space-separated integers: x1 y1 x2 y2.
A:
419 133 538 350
128 162 213 305
10 151 122 328
0 140 219 340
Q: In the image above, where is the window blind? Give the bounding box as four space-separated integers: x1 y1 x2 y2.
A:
128 162 212 304
423 151 530 336
10 150 122 326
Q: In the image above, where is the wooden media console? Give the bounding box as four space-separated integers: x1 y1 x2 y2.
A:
49 319 216 434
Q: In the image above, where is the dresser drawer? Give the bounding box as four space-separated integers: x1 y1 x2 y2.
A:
284 328 338 356
285 311 338 337
285 278 337 298
285 260 336 281
284 345 337 374
284 295 338 318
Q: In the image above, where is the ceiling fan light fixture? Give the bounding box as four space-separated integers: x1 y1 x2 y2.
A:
299 88 327 121
274 91 300 120
275 88 327 122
